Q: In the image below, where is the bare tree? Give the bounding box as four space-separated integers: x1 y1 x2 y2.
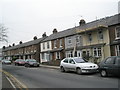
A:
0 24 8 42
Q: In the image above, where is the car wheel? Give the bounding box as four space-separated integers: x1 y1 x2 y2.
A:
24 64 27 67
100 70 107 77
60 66 65 72
37 65 39 67
25 64 30 67
27 64 30 67
76 68 82 75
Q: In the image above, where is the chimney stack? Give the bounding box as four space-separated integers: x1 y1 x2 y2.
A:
33 36 37 40
79 19 86 26
53 28 58 34
42 32 47 38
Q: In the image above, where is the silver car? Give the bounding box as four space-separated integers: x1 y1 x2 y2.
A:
60 57 98 74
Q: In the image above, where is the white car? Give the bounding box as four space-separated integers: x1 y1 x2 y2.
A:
2 59 11 64
60 57 98 74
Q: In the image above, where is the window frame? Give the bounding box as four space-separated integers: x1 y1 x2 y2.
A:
88 33 92 42
47 41 50 49
93 47 102 57
115 45 120 56
54 40 57 48
115 26 120 39
43 42 45 50
63 59 68 63
69 59 75 64
105 57 115 64
68 37 72 45
98 30 104 40
56 52 60 59
60 39 62 47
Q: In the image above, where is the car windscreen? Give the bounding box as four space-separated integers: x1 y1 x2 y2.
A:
74 58 86 63
28 60 36 62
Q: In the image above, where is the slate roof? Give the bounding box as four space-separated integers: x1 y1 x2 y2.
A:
42 28 76 42
77 14 119 30
3 37 45 51
42 14 120 42
2 14 119 51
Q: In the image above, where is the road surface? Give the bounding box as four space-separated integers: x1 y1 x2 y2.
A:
2 64 119 89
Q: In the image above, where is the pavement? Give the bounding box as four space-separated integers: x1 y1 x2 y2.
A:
40 64 60 70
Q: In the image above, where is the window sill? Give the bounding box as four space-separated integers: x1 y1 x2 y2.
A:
115 37 120 40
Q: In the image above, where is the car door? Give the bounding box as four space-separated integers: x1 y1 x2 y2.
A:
104 57 115 74
113 57 120 75
67 59 76 71
62 59 69 71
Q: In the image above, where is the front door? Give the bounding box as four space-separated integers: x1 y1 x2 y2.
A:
77 51 82 58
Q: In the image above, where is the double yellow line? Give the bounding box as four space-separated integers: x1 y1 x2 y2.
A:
0 69 28 90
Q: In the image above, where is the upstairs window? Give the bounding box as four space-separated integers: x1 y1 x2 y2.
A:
54 40 57 48
68 37 72 45
88 33 92 42
116 26 120 39
43 42 45 49
60 39 62 47
34 47 36 52
76 35 83 45
76 36 79 43
47 42 50 49
98 30 103 40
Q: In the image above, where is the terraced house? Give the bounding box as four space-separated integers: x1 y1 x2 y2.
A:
2 34 47 62
65 14 120 63
2 14 120 65
70 19 110 63
109 14 120 56
40 28 76 65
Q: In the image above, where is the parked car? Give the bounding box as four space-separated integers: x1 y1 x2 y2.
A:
24 59 40 67
2 59 11 64
14 59 25 66
60 57 98 74
99 56 120 77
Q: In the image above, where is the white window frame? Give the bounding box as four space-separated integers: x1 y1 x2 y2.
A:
88 33 92 42
60 39 62 47
47 41 50 49
98 30 103 40
54 40 57 48
115 45 120 56
66 51 73 58
93 47 102 57
43 42 45 49
56 52 60 59
76 36 80 43
115 26 120 39
68 37 72 45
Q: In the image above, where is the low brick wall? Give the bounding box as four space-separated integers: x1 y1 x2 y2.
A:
42 60 61 66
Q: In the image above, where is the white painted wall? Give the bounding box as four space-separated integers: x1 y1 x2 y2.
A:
40 41 52 52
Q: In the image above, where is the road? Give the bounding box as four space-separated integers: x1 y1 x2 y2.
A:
2 64 119 89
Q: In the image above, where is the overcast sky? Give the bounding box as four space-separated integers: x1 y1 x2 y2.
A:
0 0 119 48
